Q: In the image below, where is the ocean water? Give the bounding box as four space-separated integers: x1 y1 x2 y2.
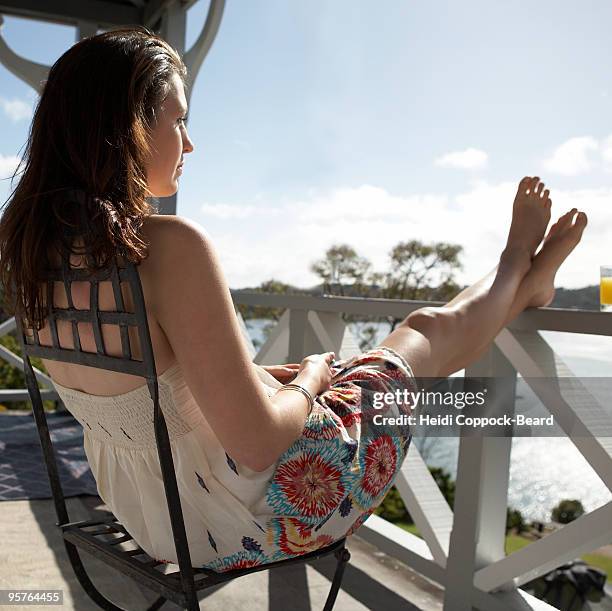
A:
245 317 612 522
414 436 611 522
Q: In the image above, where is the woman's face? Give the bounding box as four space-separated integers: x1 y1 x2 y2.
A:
144 71 194 198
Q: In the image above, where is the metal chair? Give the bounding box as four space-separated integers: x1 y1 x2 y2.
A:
15 234 351 610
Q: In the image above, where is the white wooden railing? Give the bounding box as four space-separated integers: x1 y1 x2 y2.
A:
1 292 610 610
231 292 612 611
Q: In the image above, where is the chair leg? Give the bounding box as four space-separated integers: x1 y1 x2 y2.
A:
63 540 126 610
185 593 200 611
64 539 197 610
146 595 168 610
322 546 351 611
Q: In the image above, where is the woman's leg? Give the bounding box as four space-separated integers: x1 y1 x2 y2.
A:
377 177 578 380
440 207 588 374
380 249 529 379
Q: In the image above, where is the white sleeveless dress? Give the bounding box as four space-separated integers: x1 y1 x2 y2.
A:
51 346 416 572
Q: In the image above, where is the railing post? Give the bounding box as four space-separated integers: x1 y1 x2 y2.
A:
443 344 518 610
288 309 308 363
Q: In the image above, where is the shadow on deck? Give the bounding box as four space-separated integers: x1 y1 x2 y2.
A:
0 495 445 610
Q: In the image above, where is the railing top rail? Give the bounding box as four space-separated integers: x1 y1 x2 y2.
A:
230 291 612 337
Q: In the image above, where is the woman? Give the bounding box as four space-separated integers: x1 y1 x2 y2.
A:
0 28 587 571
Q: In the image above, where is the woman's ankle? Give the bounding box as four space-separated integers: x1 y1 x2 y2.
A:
499 246 532 277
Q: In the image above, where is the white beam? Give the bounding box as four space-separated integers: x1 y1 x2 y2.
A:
143 0 176 30
0 317 16 335
509 306 612 337
152 1 186 216
253 309 290 365
76 20 98 41
0 342 55 388
287 308 308 363
0 0 140 28
443 433 489 610
469 345 517 579
358 514 447 586
231 293 612 333
307 310 343 353
393 445 453 566
495 328 612 490
475 500 612 590
0 15 49 93
442 344 518 608
183 0 225 100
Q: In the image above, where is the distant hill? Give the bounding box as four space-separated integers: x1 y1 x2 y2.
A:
232 283 601 311
548 285 599 310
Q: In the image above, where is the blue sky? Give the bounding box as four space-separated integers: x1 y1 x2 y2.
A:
1 0 611 290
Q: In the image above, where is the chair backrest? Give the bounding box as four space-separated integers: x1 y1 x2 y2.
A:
14 212 198 588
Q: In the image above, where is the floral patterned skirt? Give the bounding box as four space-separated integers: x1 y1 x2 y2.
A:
202 345 417 573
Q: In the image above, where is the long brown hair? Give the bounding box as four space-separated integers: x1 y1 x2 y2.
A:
0 27 187 330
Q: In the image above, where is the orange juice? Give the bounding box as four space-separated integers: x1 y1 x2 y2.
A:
601 276 612 308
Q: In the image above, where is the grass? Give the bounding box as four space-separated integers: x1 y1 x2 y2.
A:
505 533 532 555
581 552 612 584
392 520 611 583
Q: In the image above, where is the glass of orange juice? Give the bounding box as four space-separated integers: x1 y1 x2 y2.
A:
601 266 612 312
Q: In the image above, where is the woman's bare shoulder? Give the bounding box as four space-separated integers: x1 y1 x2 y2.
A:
139 214 218 311
142 213 209 242
141 214 211 268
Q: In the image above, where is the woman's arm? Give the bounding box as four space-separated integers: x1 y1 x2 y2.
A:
147 216 317 472
258 363 300 383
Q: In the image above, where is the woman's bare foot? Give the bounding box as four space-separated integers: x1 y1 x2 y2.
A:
505 176 553 259
439 207 588 375
522 209 588 308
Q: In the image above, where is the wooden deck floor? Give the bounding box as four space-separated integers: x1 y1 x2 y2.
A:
0 494 446 610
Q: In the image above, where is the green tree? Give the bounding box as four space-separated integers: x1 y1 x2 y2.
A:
371 240 464 331
374 466 456 525
551 499 585 524
374 486 409 521
0 332 55 411
309 244 371 296
506 507 526 534
235 279 295 321
429 466 455 509
309 240 465 348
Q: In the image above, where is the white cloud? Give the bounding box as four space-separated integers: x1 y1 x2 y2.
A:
200 202 281 219
194 180 608 291
542 136 599 176
200 203 257 219
0 97 33 122
290 184 441 224
0 154 20 179
434 148 488 170
600 135 612 173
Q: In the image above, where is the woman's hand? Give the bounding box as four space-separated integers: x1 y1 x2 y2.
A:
296 351 336 395
261 363 300 383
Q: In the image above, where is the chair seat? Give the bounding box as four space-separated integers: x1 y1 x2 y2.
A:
60 514 348 607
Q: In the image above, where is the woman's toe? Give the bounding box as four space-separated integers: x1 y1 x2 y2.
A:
565 211 588 244
527 176 540 194
558 209 576 227
574 211 588 231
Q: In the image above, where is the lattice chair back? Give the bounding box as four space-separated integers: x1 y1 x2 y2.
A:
13 216 201 607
